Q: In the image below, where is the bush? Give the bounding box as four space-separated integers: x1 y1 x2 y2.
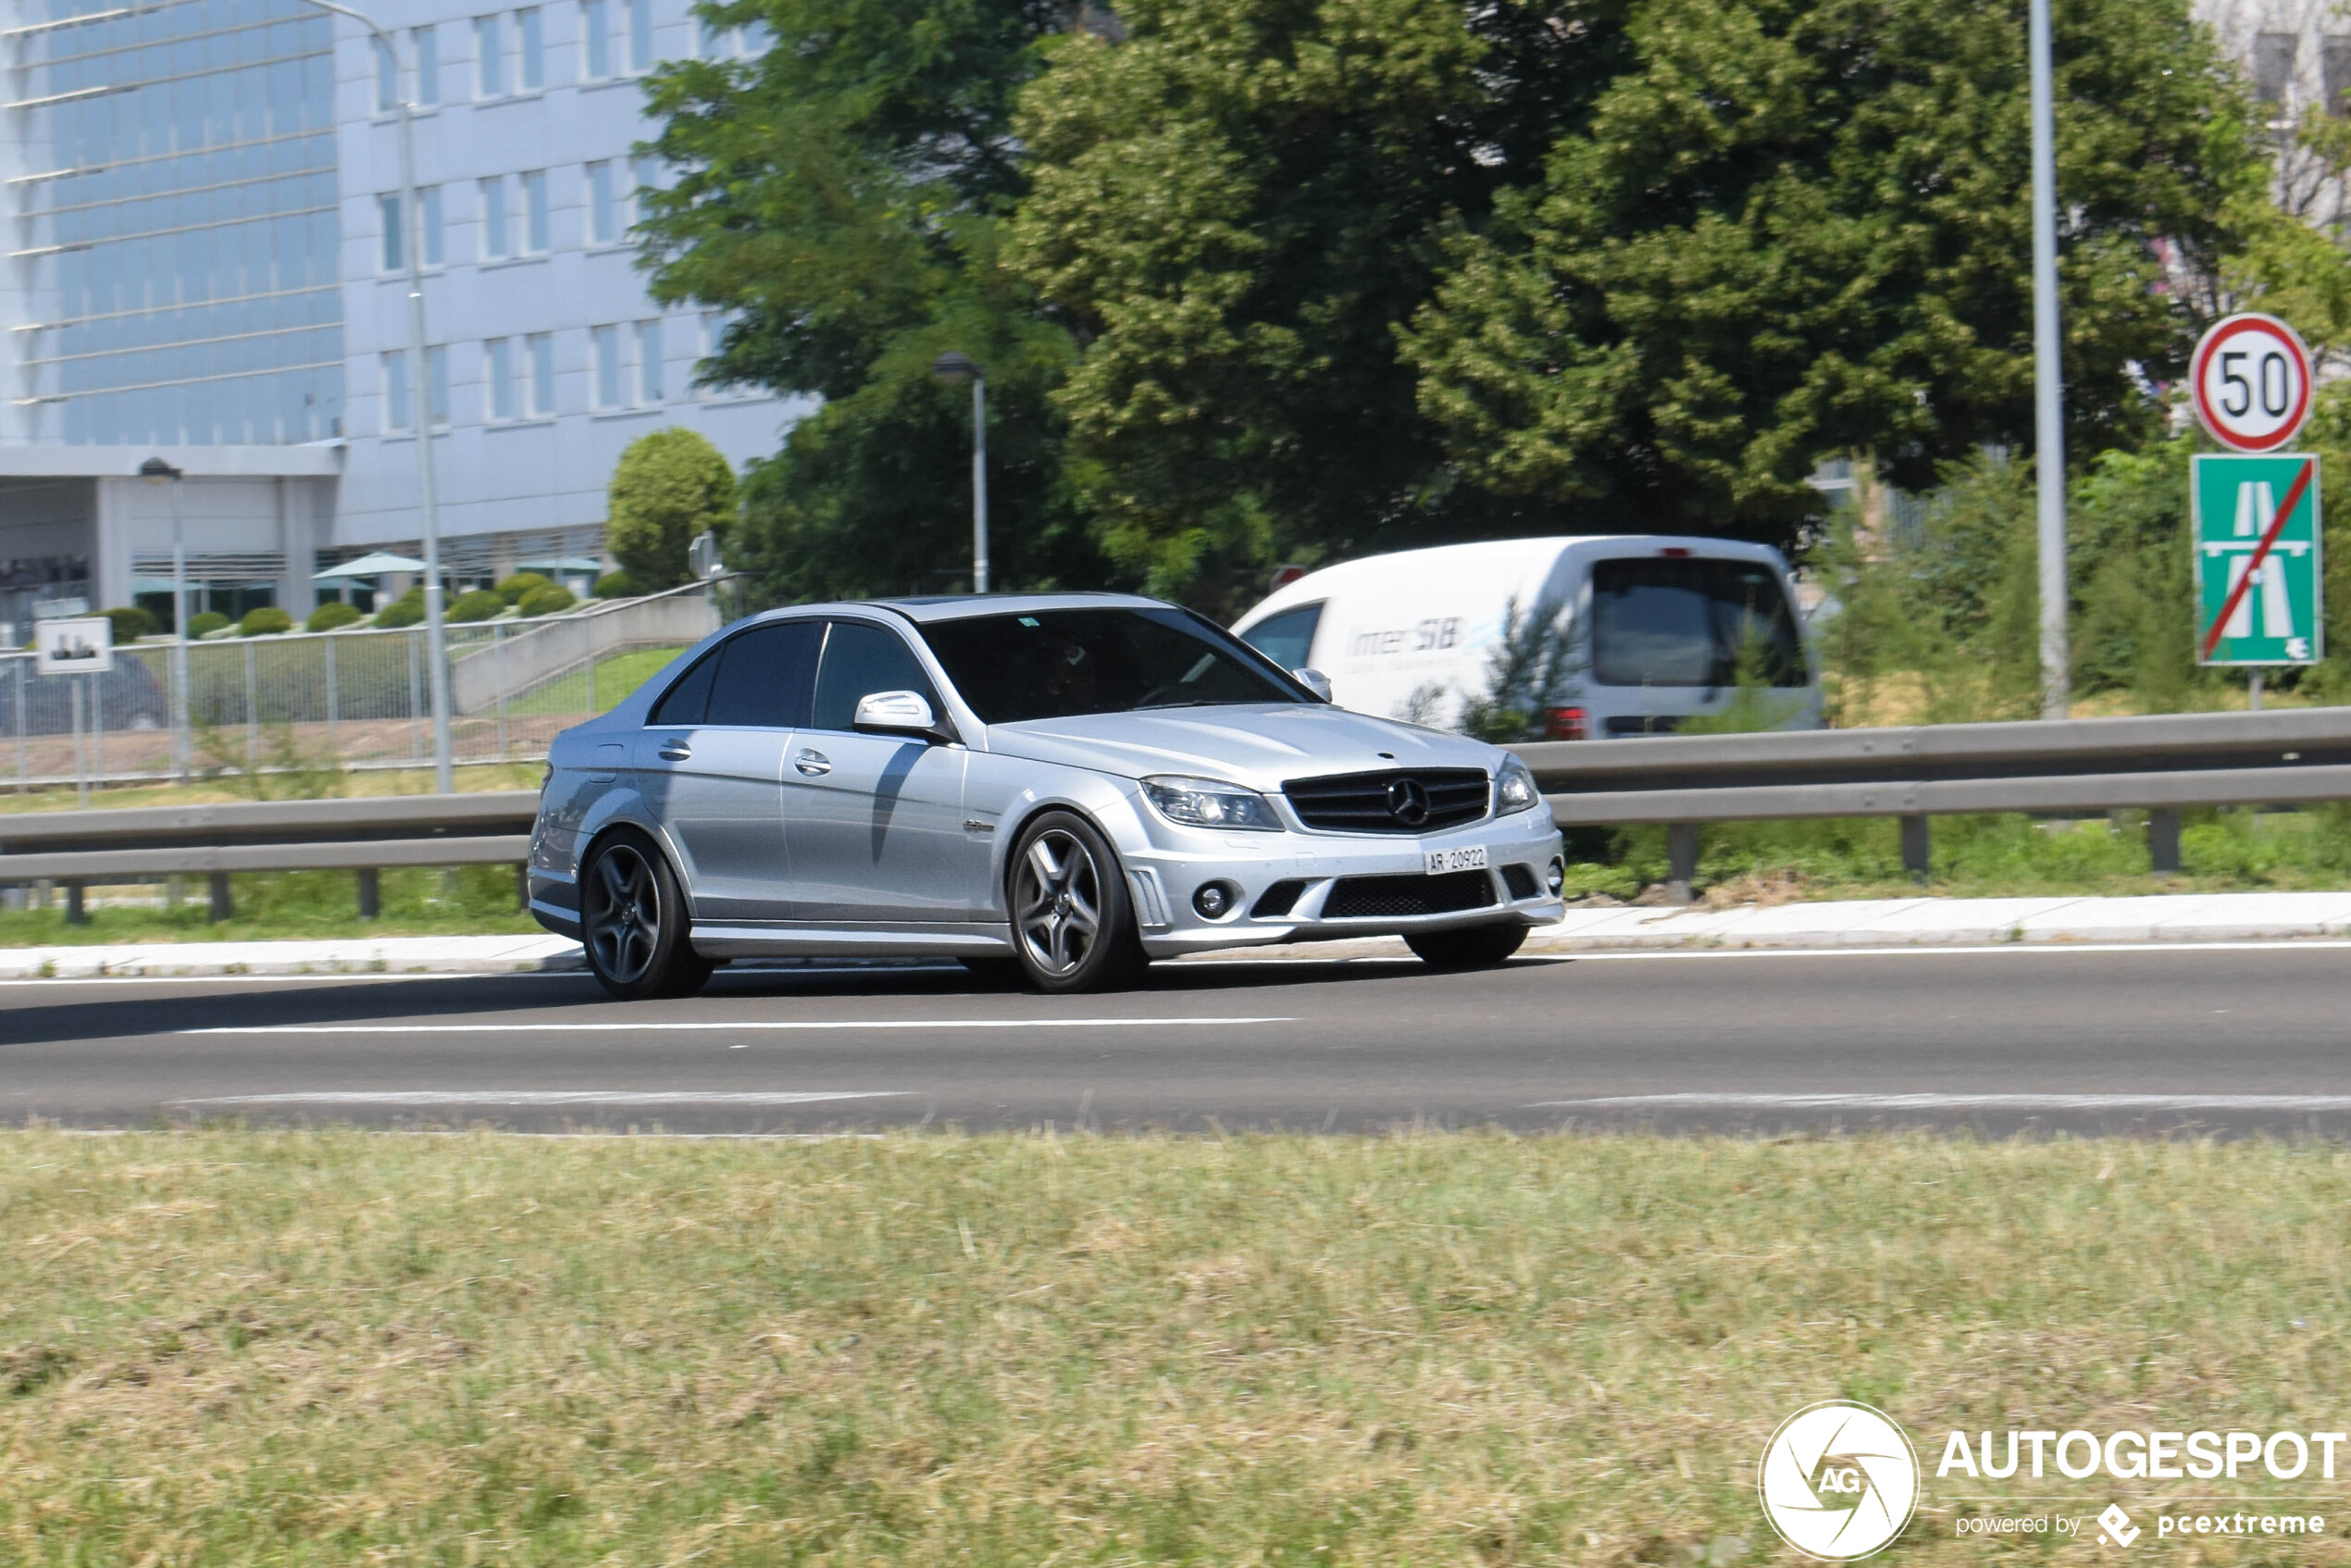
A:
187 611 230 638
100 605 156 642
239 606 293 637
592 570 639 600
607 428 736 590
448 589 506 623
372 589 425 629
516 582 577 617
305 602 364 633
493 572 552 605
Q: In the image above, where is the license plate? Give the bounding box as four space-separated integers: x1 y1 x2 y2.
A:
1425 845 1487 876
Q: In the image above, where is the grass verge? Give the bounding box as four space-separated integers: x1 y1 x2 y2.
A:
0 865 541 945
5 1130 2349 1564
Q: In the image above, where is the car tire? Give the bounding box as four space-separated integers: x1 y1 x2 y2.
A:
1006 811 1147 993
580 828 714 1001
1404 922 1528 971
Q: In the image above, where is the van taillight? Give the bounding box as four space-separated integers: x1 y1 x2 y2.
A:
1660 546 1692 557
1545 706 1587 740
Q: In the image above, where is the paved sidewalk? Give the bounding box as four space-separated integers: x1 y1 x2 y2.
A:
5 890 2351 977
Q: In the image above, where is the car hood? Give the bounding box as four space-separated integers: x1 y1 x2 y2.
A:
980 704 1501 790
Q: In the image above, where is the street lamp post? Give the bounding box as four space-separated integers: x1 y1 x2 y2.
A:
2029 0 2068 719
930 352 989 593
300 0 454 790
137 455 188 781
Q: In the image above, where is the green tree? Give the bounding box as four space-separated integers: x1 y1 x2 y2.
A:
1400 0 2263 550
606 428 740 590
636 0 1103 603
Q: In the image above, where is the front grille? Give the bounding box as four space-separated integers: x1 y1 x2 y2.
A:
1323 869 1498 919
1283 768 1489 834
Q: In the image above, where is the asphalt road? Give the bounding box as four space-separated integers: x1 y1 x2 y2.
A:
7 942 2351 1136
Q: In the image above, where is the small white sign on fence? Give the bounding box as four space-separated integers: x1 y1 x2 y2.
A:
34 616 112 676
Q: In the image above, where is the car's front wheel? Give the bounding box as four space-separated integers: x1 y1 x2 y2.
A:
1007 812 1146 993
581 829 714 1001
1404 922 1528 971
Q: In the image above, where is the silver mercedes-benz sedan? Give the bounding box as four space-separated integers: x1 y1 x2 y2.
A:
528 592 1566 997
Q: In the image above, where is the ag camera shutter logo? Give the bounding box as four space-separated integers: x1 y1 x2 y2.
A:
1758 1401 1921 1561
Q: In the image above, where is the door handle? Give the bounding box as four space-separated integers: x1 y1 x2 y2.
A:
658 738 691 761
794 748 831 777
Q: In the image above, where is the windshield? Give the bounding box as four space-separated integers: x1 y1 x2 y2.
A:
919 607 1308 724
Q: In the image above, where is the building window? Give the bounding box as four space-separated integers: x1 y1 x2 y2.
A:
375 37 401 112
638 319 664 403
631 156 660 225
421 186 444 267
586 161 616 243
2256 32 2297 110
379 193 404 271
518 7 544 88
695 18 729 57
583 0 610 77
428 345 451 425
627 0 653 71
522 169 551 253
479 176 509 258
2326 37 2351 118
592 324 624 407
384 351 411 429
487 339 516 419
701 309 728 390
477 14 505 97
528 333 556 415
415 25 441 104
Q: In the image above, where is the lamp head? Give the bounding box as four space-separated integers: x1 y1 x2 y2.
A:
138 456 181 484
929 351 981 384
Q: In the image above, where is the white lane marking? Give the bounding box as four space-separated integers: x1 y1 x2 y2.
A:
1527 1092 2351 1112
183 1015 1294 1036
1536 940 2351 962
170 1090 907 1108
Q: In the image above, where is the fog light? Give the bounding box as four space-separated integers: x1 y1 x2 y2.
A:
1193 881 1236 919
1546 856 1566 895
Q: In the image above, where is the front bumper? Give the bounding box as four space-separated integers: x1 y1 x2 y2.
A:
1122 811 1565 959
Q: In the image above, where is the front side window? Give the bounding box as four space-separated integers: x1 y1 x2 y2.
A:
1588 557 1806 688
812 622 939 731
920 607 1306 725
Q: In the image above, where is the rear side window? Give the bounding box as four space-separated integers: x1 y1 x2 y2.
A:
1589 557 1806 688
1239 603 1323 670
811 620 940 730
648 649 718 725
704 620 821 728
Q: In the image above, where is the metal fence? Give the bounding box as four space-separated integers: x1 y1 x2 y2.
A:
14 584 721 792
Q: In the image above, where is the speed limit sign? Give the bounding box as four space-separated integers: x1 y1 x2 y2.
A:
2192 313 2313 453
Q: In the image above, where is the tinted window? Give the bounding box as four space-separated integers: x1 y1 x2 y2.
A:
705 620 821 728
648 648 718 725
1239 603 1323 671
1590 558 1806 688
920 607 1306 725
811 621 941 731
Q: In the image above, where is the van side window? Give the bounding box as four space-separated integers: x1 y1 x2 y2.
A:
1240 603 1323 670
648 649 720 726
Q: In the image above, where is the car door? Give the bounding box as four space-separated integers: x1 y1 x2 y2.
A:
631 620 820 922
780 618 975 924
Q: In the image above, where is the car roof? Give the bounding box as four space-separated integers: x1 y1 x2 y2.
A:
755 591 1173 626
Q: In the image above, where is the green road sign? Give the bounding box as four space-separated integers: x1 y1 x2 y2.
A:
2193 452 2323 666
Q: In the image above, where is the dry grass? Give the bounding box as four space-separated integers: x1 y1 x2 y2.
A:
4 1130 2349 1564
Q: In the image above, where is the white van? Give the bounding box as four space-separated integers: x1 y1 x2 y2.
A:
1231 535 1820 738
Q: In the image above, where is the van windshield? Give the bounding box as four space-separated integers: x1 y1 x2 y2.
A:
1589 557 1806 688
919 607 1309 724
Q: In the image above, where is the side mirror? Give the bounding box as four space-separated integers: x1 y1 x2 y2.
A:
852 689 950 741
1292 667 1334 703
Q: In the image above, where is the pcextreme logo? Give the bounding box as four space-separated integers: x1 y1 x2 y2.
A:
1758 1401 1922 1562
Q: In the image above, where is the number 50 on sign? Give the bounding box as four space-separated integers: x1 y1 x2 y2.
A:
2193 453 2323 666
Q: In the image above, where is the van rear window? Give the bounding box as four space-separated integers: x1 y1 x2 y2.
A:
1589 558 1806 688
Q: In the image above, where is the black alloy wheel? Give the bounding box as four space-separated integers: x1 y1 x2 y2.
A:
580 830 714 1001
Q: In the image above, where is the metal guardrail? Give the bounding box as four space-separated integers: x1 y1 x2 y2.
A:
0 790 539 923
1513 706 2351 890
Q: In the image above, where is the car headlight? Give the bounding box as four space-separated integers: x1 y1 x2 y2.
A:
1494 755 1540 815
1140 775 1283 831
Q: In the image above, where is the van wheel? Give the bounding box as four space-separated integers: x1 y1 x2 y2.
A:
1405 923 1528 971
1007 812 1147 993
581 830 713 1001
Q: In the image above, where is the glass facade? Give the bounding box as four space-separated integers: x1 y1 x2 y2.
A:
13 0 345 445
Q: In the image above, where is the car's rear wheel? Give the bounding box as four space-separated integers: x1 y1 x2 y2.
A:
1007 812 1146 993
581 830 713 1001
1405 922 1528 971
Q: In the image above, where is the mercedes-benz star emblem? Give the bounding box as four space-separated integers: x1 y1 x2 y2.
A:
1387 778 1431 827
